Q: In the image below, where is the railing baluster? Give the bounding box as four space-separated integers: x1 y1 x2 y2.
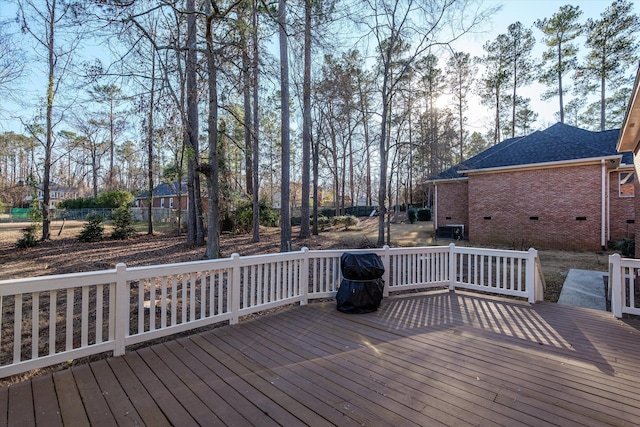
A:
32 292 39 359
66 288 73 351
14 294 22 363
96 284 103 344
81 286 89 347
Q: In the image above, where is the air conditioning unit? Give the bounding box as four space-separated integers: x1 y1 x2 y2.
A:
436 224 464 240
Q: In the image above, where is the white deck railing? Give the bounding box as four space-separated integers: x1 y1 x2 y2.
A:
609 254 640 317
0 244 544 378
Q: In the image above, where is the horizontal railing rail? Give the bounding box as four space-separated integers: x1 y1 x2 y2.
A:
0 244 543 378
609 254 640 317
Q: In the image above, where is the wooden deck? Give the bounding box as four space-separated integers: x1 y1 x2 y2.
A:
2 289 640 426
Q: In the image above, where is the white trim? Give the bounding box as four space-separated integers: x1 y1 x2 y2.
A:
602 160 606 249
424 177 468 184
461 155 622 176
434 185 438 231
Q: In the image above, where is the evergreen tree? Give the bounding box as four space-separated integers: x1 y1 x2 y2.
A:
111 205 136 240
535 5 583 123
504 22 536 138
477 34 510 144
578 0 640 130
446 51 476 163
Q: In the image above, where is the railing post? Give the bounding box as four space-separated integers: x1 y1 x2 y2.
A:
383 245 391 297
300 247 309 305
114 263 128 357
230 253 241 325
449 243 456 290
526 248 537 303
610 254 623 318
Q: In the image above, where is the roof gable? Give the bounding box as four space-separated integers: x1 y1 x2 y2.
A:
432 123 629 180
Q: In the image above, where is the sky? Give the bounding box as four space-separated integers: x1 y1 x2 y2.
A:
0 0 638 137
453 0 639 133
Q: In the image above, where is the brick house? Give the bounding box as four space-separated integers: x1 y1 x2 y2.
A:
617 65 640 257
427 123 635 250
25 182 82 209
135 181 189 210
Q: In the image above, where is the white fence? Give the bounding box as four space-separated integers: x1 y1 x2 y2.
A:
0 244 544 378
609 254 640 317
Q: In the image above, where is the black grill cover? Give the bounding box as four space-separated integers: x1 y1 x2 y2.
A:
336 278 384 314
340 252 385 281
337 252 385 313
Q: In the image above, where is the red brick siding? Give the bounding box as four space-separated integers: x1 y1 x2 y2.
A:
468 165 604 250
634 150 640 258
435 181 469 232
609 170 635 242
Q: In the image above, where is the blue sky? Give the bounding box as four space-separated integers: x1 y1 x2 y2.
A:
0 0 638 135
455 0 639 132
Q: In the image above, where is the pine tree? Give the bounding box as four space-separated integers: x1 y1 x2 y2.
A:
578 0 640 131
535 5 583 123
504 22 536 138
446 52 476 163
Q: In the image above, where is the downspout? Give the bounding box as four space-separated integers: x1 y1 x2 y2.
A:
607 170 611 245
434 184 438 232
601 160 606 250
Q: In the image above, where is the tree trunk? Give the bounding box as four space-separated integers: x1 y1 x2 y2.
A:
299 0 312 239
42 0 57 241
600 55 606 131
241 14 253 197
147 42 156 235
377 72 389 247
312 134 319 235
251 0 260 243
204 10 220 259
186 0 204 245
278 0 291 252
557 42 564 123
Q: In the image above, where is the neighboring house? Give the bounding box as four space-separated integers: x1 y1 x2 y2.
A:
24 182 81 209
617 65 640 257
427 123 635 251
135 181 189 210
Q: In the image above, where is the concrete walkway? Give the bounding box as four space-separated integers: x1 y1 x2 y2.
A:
558 269 607 311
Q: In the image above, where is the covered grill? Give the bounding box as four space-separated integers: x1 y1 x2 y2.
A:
336 252 385 314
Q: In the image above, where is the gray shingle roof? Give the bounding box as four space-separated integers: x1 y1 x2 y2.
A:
432 123 631 180
136 181 188 199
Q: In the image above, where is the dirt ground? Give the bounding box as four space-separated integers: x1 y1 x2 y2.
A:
0 217 436 280
0 216 611 302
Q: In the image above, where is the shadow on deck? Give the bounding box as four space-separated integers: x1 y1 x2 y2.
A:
2 290 640 426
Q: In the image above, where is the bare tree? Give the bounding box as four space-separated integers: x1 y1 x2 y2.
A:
361 0 493 247
299 0 312 239
18 0 82 240
278 0 291 252
0 22 24 101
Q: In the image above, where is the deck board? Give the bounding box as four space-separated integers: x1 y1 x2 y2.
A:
3 289 640 426
31 375 63 427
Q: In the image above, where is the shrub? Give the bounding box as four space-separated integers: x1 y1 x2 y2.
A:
316 215 331 231
407 208 418 224
609 238 635 258
111 206 137 239
16 200 42 248
234 199 280 233
97 190 134 208
78 212 104 242
333 215 359 230
58 197 99 210
16 227 38 248
417 208 431 221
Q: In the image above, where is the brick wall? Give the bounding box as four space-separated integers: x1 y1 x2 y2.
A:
635 152 640 258
468 165 604 250
609 170 636 242
435 181 468 233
